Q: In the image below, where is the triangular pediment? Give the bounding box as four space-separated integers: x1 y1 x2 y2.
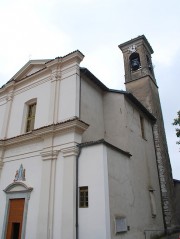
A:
10 59 52 82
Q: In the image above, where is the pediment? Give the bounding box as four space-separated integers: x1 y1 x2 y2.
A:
11 59 51 82
4 181 33 194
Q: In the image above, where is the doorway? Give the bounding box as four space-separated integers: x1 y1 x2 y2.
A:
6 198 25 239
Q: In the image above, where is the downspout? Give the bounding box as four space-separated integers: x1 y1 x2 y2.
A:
76 146 82 239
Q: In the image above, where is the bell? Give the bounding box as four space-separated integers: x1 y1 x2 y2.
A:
131 58 140 71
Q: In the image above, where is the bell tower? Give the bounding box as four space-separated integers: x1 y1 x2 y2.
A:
119 35 176 229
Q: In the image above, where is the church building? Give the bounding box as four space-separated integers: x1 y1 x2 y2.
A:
0 36 176 239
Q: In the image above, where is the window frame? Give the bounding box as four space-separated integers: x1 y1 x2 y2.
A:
21 98 37 134
79 186 88 208
26 102 36 132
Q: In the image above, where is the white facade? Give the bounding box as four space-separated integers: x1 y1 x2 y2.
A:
0 48 165 239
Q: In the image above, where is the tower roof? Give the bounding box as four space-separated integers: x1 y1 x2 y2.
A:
118 35 154 54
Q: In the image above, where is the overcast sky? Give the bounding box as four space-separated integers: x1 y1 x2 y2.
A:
0 0 179 179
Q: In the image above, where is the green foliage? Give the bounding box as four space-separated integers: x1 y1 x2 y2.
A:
172 111 180 145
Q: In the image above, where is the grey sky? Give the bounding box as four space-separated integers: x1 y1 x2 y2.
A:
0 0 179 178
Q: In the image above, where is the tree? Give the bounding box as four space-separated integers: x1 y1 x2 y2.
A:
172 111 180 145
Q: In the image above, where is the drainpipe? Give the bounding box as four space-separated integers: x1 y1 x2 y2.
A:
76 145 82 239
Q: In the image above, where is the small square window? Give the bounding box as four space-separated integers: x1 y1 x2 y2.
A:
26 103 36 132
79 186 88 208
115 217 127 234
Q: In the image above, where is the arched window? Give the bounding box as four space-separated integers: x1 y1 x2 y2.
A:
129 53 141 71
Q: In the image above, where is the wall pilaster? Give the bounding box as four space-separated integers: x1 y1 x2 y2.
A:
37 149 58 239
61 146 79 239
1 86 14 139
48 70 61 124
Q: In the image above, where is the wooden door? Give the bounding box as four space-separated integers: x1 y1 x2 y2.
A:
6 198 25 239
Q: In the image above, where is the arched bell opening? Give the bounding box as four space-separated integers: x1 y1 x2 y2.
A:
146 55 153 72
129 52 141 71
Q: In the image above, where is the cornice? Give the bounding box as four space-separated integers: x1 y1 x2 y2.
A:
41 150 59 161
0 118 89 148
14 75 50 97
61 146 79 157
46 50 84 69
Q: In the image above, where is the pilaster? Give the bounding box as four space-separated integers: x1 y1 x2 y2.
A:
61 146 79 239
48 70 61 124
1 85 14 139
37 149 58 239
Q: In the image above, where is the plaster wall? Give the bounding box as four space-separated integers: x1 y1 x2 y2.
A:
0 127 83 239
124 99 164 227
78 144 111 239
107 144 164 239
26 65 46 77
0 139 43 239
103 93 164 237
2 65 81 139
80 76 104 142
58 72 80 121
6 78 51 138
103 92 127 151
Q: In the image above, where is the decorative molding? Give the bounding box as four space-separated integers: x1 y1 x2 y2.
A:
46 50 84 69
61 146 79 157
14 75 50 97
61 65 80 79
0 81 15 94
6 92 14 102
0 118 89 147
0 97 7 106
41 150 59 161
4 181 33 195
51 72 61 82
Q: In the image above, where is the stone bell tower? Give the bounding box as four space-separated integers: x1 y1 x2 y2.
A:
119 35 176 229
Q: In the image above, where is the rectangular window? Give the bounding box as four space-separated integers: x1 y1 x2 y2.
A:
149 189 157 218
79 186 88 208
26 103 36 132
140 115 145 139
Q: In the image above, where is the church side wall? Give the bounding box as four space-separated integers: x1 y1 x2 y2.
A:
107 142 164 239
103 92 164 237
78 144 111 239
103 92 127 151
80 76 104 142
